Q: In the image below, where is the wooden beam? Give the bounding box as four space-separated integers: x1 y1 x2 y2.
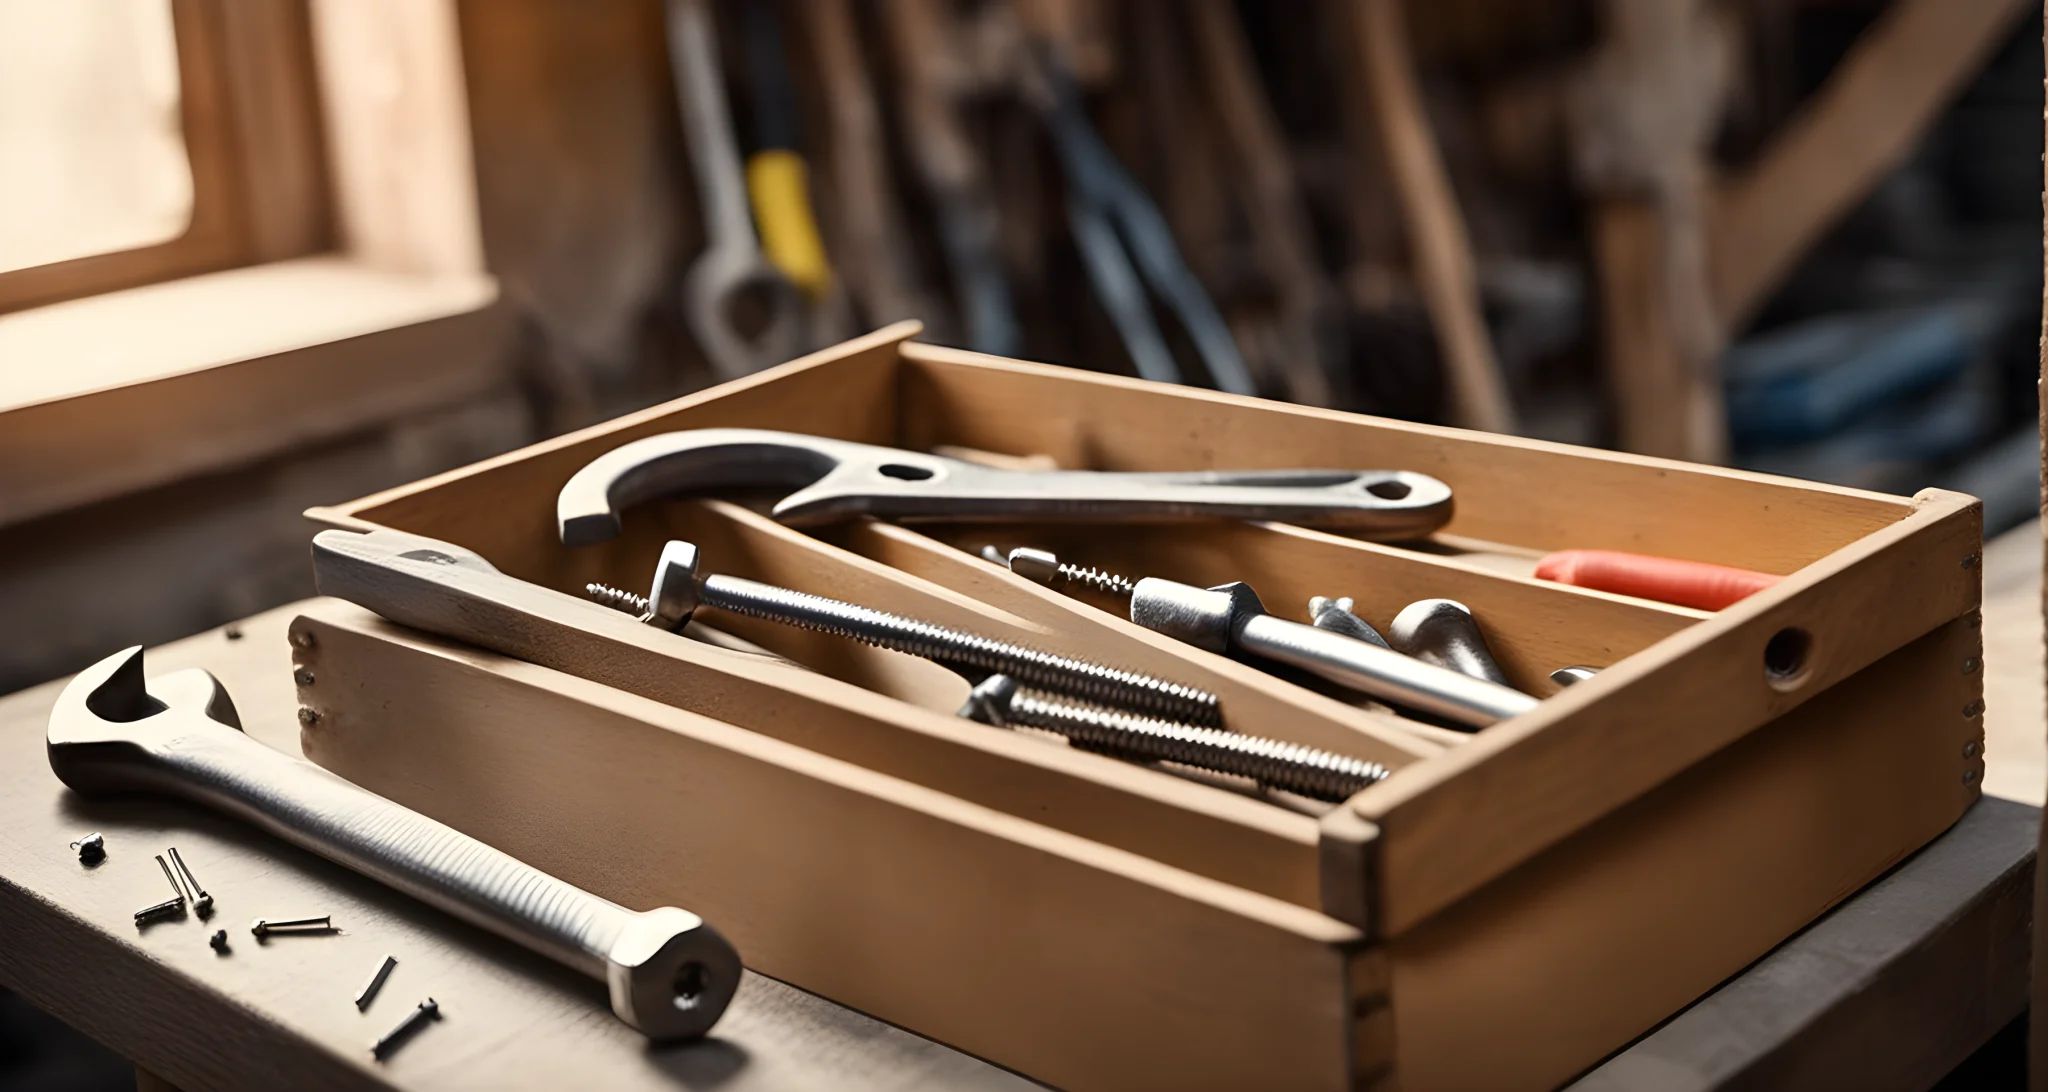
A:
1709 0 2031 331
1349 0 1517 434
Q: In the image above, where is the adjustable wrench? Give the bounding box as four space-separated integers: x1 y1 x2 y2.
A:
668 0 806 379
556 428 1457 543
49 647 742 1041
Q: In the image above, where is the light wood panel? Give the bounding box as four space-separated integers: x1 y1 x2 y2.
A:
894 341 1911 574
298 610 1371 1092
1356 489 1982 934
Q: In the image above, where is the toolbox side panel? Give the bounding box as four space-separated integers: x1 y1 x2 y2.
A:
1386 615 1983 1091
295 609 1363 1092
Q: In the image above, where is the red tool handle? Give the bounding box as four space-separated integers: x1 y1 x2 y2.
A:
1534 550 1780 611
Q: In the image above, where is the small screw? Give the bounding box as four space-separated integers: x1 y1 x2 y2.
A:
252 915 333 938
371 998 441 1060
68 832 105 864
1963 740 1982 759
209 929 229 953
1962 656 1982 675
1963 767 1980 784
294 666 316 686
290 629 317 650
297 707 321 726
355 954 399 1010
134 898 185 924
1964 699 1985 718
168 848 213 918
1962 554 1980 570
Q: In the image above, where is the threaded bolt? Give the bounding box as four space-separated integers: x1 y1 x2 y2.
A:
1002 547 1137 597
960 676 1387 802
587 576 1221 726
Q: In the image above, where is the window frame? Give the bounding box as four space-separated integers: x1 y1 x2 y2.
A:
0 0 331 314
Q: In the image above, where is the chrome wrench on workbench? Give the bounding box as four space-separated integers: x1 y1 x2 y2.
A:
49 647 742 1040
554 428 1456 544
667 0 806 379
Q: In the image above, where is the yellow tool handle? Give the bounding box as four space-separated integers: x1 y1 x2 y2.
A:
747 150 832 300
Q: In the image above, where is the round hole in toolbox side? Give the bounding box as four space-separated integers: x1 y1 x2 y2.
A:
1763 627 1813 690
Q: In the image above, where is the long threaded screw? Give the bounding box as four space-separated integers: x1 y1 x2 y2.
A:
585 579 1221 726
959 675 1388 802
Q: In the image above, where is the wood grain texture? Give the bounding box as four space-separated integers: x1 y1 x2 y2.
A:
1709 0 2031 329
1387 615 1985 1090
0 604 1033 1092
893 341 1913 574
299 608 1368 1092
1595 197 1727 462
0 259 509 528
1572 797 2034 1092
1356 489 1982 934
299 547 1334 909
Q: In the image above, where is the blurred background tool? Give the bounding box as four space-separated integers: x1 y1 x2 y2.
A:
1021 39 1257 394
666 0 806 378
883 0 1021 356
739 1 833 305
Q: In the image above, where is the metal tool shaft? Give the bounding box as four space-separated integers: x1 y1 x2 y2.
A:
51 650 740 1041
588 574 1222 725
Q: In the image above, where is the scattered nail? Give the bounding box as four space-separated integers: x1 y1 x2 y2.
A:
371 998 441 1060
134 898 185 925
154 854 189 904
167 848 213 918
251 915 334 938
355 954 399 1011
69 832 105 864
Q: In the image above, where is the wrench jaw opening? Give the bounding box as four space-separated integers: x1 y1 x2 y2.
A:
682 253 808 384
556 430 848 547
49 648 244 796
604 908 743 1041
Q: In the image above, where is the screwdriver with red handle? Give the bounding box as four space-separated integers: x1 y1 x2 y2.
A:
1534 549 1781 611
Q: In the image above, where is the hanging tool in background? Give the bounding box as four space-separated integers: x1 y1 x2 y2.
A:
1186 0 1342 406
666 0 806 379
739 1 835 310
50 647 743 1041
1017 39 1257 395
882 0 1021 356
801 0 950 334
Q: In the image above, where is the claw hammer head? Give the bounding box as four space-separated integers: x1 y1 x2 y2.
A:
49 647 243 795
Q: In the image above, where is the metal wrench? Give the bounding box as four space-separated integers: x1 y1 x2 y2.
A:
555 428 1456 543
49 647 741 1041
667 0 806 379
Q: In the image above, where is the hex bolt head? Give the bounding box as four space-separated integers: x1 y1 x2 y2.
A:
646 540 703 631
1129 579 1266 655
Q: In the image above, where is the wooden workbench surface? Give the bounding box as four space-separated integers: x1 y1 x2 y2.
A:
0 601 1034 1092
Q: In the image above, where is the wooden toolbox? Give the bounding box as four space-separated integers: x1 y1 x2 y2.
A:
295 323 1984 1090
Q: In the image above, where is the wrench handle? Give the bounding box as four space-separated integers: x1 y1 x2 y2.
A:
150 729 628 977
